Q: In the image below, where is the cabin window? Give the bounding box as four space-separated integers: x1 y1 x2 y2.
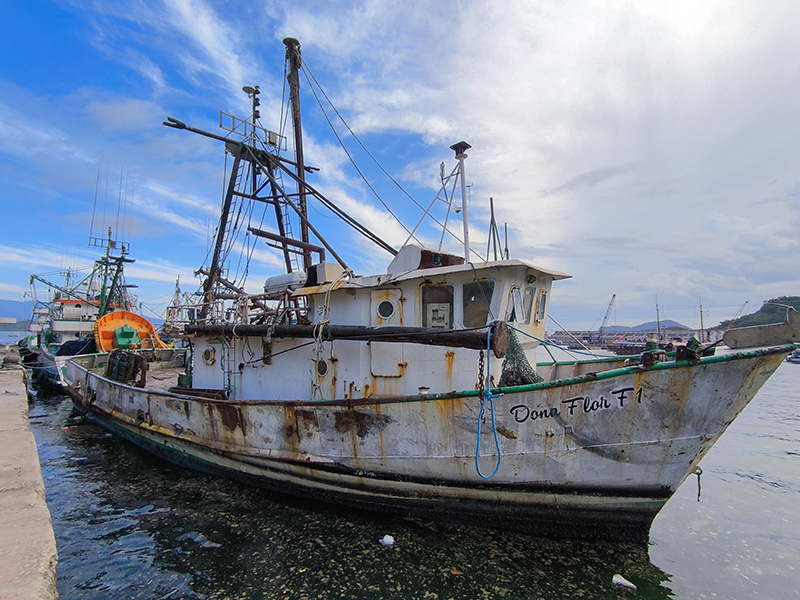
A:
422 285 453 329
509 287 524 322
523 286 535 322
463 281 495 328
510 286 536 324
535 290 547 323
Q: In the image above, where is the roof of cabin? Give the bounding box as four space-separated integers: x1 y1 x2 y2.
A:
292 258 571 297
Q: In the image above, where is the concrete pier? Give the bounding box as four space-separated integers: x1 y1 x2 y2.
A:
0 354 58 600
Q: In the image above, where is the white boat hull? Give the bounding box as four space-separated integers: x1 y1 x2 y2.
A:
63 345 791 542
723 307 800 348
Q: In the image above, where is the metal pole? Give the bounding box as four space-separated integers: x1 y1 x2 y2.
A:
450 142 472 261
283 37 312 269
200 150 241 320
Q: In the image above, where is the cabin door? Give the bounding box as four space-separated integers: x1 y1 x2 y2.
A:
369 289 405 377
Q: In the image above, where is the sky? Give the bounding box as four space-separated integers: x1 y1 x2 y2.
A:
0 0 798 330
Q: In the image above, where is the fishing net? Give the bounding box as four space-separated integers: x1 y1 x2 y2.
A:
498 328 544 386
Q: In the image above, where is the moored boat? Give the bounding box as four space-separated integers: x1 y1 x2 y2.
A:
61 39 794 542
27 231 139 388
723 306 800 349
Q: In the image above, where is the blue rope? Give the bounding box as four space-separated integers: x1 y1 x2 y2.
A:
476 326 502 479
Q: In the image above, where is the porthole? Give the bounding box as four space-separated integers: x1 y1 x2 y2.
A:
377 300 395 319
202 348 216 365
317 359 328 377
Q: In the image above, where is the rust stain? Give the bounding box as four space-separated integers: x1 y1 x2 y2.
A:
496 425 517 440
282 405 300 454
295 409 319 439
374 404 386 458
444 350 455 386
217 403 246 435
434 396 464 452
333 409 392 439
349 426 360 466
205 404 218 438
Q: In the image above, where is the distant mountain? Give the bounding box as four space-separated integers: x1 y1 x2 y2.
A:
0 300 32 321
604 320 690 332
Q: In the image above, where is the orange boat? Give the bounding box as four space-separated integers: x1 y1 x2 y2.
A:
94 311 170 352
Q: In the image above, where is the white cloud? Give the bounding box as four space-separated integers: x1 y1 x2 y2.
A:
3 0 799 328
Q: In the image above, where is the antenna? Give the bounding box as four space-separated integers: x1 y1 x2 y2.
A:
450 141 471 261
88 167 131 252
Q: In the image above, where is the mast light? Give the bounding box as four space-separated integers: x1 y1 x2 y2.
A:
450 141 471 158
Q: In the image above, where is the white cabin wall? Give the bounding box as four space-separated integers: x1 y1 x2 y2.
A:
191 263 559 401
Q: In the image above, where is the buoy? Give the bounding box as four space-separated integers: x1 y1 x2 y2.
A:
378 534 395 546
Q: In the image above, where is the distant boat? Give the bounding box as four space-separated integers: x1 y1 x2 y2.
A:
787 348 800 364
27 231 138 388
723 307 800 349
61 38 795 544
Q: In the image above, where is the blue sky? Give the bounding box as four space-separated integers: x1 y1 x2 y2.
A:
1 0 798 330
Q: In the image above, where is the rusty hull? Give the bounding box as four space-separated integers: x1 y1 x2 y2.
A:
63 345 792 542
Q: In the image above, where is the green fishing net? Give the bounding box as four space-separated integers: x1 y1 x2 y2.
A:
498 328 544 386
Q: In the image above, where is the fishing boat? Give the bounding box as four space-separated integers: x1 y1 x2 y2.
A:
93 310 169 352
61 39 793 542
27 230 138 387
723 306 800 349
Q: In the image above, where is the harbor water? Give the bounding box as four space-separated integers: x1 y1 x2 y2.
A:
28 361 799 599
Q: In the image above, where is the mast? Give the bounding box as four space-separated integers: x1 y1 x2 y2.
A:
656 295 662 341
450 141 471 262
199 148 241 321
699 298 706 342
283 37 312 269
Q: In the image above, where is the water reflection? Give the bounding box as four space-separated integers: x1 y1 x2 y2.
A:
30 390 673 600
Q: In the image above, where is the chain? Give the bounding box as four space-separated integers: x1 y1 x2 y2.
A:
478 348 485 396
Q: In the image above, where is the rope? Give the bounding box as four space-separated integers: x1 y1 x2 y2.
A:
546 314 600 358
299 66 415 242
301 59 478 254
507 324 603 361
476 326 502 479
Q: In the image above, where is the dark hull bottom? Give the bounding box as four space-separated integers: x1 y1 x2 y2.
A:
81 408 659 544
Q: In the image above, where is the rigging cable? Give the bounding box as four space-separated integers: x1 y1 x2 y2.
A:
302 60 478 254
299 63 416 244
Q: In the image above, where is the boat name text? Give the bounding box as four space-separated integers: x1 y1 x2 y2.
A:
509 387 643 423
